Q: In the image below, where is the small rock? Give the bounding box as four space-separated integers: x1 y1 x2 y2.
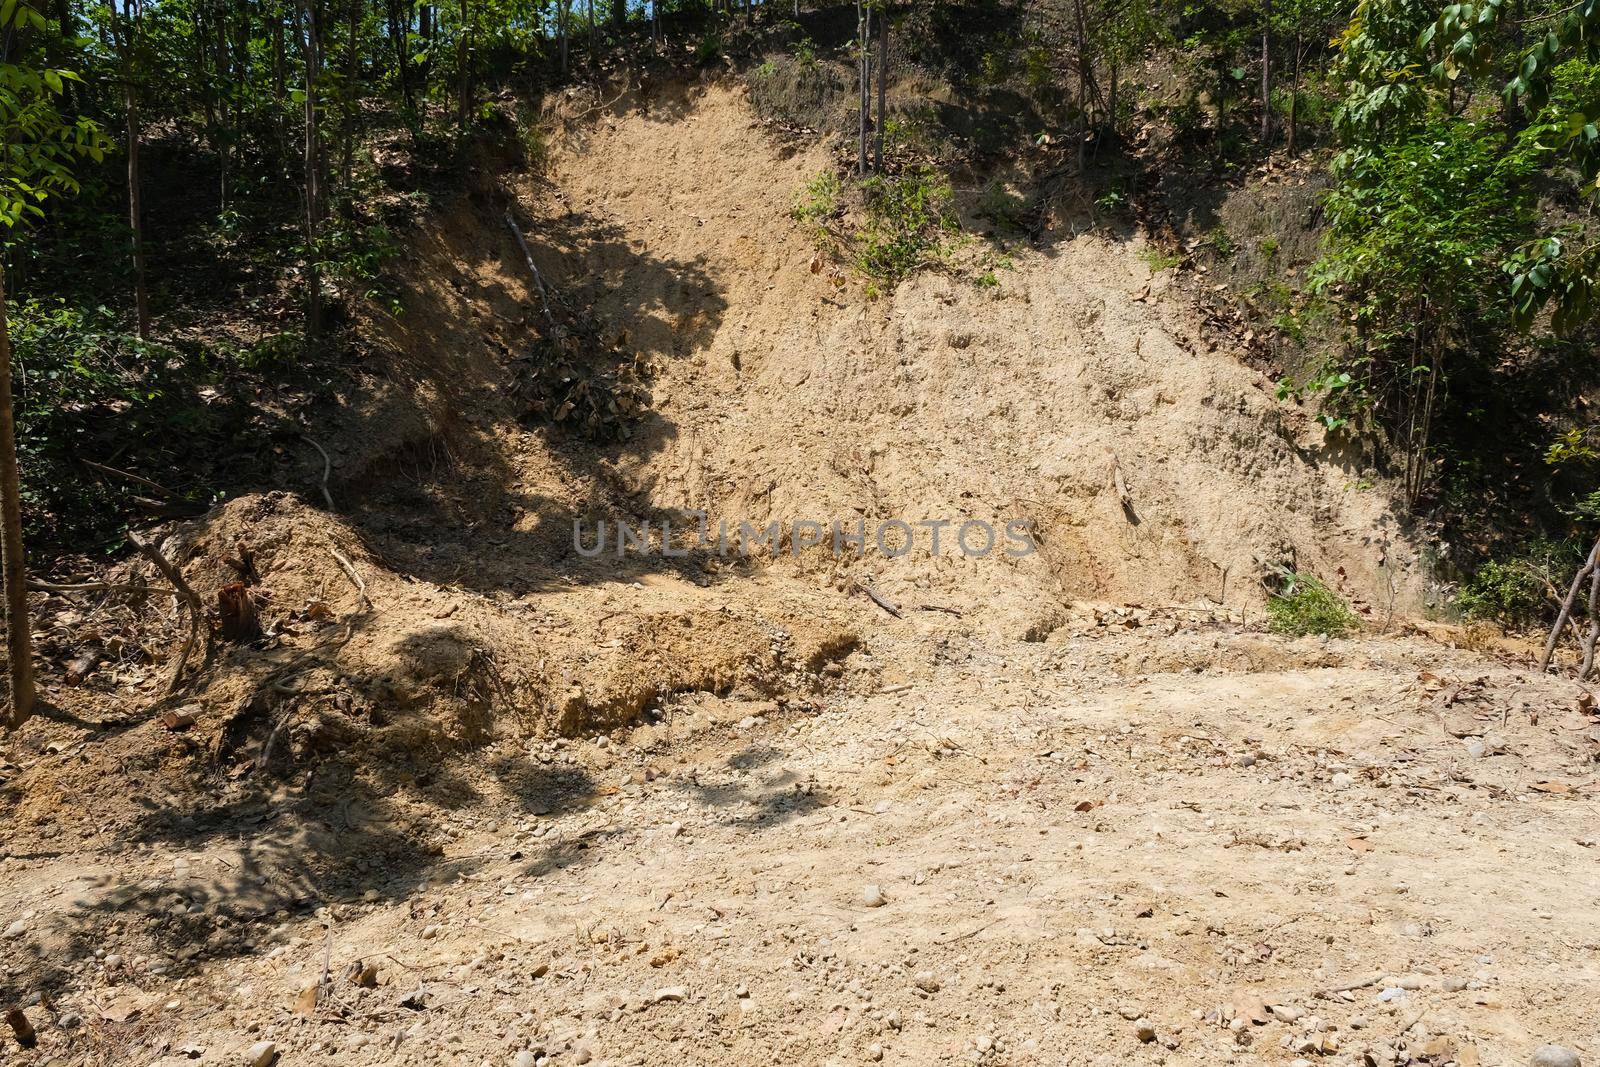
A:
1269 1004 1306 1024
913 971 941 993
1530 1046 1582 1067
1443 977 1469 992
859 885 888 908
1331 772 1355 790
867 1044 883 1061
1464 739 1487 759
512 1052 538 1067
653 986 688 1003
2 920 25 940
244 1040 278 1067
1134 1018 1157 1043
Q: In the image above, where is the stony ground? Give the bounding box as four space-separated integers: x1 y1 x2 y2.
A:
3 617 1598 1067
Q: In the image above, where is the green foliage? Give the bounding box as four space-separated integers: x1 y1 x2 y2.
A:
1267 571 1359 636
1137 246 1185 272
791 169 841 241
0 4 106 228
694 30 723 66
1456 539 1579 629
853 166 957 284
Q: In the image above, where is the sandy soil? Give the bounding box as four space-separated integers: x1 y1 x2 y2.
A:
3 622 1598 1066
2 80 1596 1067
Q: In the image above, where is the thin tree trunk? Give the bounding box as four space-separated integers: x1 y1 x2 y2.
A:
456 0 470 132
1260 0 1271 143
296 0 323 348
387 0 415 116
874 1 887 172
855 0 869 175
1580 562 1600 678
1072 0 1088 169
559 0 569 75
1287 32 1299 153
0 265 35 730
1543 537 1600 671
114 0 150 340
341 0 358 201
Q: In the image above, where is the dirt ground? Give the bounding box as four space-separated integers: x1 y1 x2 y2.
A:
3 621 1599 1066
2 80 1596 1067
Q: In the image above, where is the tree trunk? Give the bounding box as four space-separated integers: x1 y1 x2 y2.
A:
50 0 77 112
559 0 569 75
387 0 415 116
874 1 887 172
1287 32 1299 153
855 0 869 175
296 0 323 348
114 0 150 340
341 0 358 202
456 0 470 132
0 265 35 730
1072 0 1088 169
611 0 624 32
1259 0 1272 144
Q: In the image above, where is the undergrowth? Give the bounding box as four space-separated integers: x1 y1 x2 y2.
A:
1266 571 1358 637
793 164 958 291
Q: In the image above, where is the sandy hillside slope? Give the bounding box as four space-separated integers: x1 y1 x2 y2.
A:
5 78 1596 1067
533 83 1427 634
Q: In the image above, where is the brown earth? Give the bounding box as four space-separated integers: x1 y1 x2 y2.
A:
0 79 1594 1067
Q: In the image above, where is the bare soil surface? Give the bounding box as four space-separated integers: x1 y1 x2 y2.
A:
5 622 1600 1066
3 81 1596 1067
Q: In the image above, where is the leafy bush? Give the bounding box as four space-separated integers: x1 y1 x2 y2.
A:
1456 539 1581 630
1266 571 1358 637
791 170 841 241
853 165 957 284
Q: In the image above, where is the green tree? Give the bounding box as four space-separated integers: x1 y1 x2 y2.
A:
0 0 106 726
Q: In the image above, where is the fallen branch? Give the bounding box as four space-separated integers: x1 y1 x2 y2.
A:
302 435 335 512
328 546 373 612
128 532 206 695
1580 564 1600 679
505 210 556 331
81 458 185 501
853 580 902 618
27 579 150 595
918 603 963 617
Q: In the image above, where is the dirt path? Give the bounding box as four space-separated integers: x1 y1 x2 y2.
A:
6 623 1597 1066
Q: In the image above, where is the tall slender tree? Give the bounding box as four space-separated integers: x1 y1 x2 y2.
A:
109 0 149 338
0 4 105 727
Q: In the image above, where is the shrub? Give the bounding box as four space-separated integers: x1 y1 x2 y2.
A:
853 165 956 284
1456 539 1581 630
1266 571 1357 636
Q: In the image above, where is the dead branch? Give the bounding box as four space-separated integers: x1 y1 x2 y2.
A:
302 435 336 511
505 210 557 331
27 579 150 595
81 458 185 501
853 579 902 618
328 546 373 612
1541 535 1600 672
127 531 207 695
